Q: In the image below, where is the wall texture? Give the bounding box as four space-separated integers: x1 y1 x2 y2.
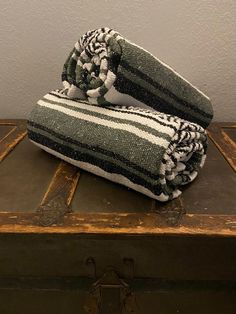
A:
0 0 235 121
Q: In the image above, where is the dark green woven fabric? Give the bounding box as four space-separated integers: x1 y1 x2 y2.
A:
62 27 213 128
27 90 208 202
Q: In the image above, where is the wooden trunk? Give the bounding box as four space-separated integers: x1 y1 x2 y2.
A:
0 120 236 314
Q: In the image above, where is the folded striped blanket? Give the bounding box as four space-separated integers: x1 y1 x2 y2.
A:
62 27 213 128
27 90 208 202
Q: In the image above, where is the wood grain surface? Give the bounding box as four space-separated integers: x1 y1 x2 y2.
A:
0 120 27 162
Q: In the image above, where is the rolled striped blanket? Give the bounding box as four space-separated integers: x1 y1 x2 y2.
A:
27 90 208 202
62 27 213 128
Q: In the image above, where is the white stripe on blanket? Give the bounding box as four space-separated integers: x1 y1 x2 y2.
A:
37 100 170 148
45 93 175 134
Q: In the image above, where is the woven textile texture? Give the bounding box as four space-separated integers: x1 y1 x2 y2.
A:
62 27 213 128
27 90 208 201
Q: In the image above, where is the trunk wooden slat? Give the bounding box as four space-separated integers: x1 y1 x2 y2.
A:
0 120 235 314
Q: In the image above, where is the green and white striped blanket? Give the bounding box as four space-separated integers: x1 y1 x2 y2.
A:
27 90 208 202
62 27 213 128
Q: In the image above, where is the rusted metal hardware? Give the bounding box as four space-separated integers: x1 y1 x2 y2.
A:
155 197 186 227
36 195 72 227
84 268 137 314
36 161 80 227
86 257 97 279
85 257 134 281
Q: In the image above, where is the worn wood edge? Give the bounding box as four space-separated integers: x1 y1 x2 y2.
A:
40 161 80 207
0 126 17 143
207 122 236 172
208 122 236 128
0 120 27 162
0 119 27 124
221 130 236 170
208 131 236 171
0 212 236 237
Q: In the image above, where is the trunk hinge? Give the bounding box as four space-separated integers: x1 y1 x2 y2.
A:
84 267 137 314
155 197 185 227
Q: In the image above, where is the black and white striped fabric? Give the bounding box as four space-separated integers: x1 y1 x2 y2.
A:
27 90 208 202
62 27 213 128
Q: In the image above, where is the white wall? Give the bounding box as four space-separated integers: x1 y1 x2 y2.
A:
0 0 235 121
